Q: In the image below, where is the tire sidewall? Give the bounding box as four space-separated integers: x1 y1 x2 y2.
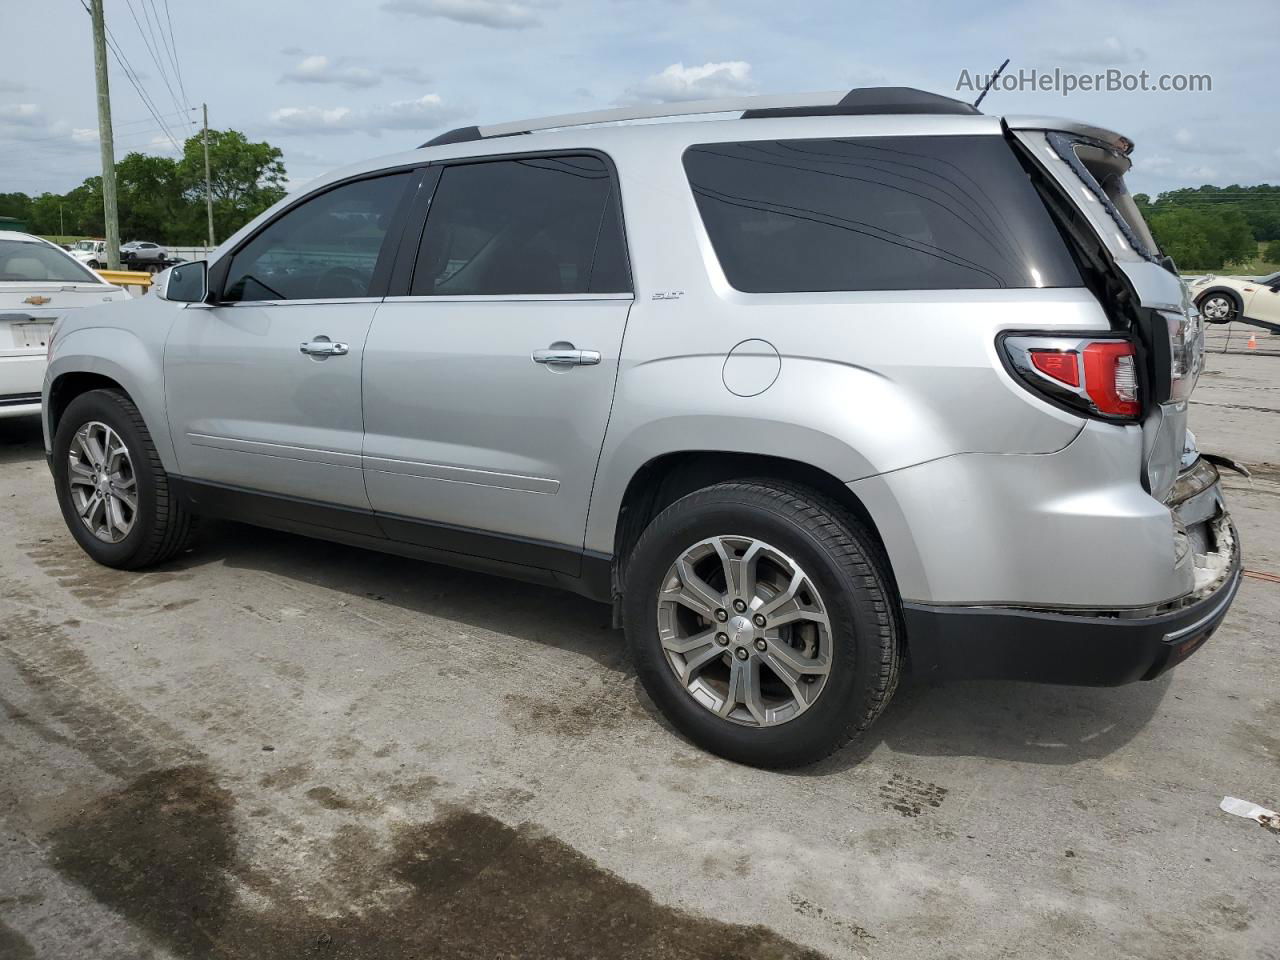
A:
1198 291 1237 324
52 391 161 567
624 491 890 766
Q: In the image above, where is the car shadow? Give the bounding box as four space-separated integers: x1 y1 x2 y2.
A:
185 520 1169 771
0 415 45 466
186 520 627 676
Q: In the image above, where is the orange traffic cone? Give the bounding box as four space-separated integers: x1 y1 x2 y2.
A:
1247 334 1258 350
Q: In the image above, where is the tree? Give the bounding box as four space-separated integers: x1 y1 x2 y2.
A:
1146 206 1256 271
177 129 287 242
1265 240 1280 265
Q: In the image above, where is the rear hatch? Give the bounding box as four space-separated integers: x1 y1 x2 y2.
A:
1005 117 1204 503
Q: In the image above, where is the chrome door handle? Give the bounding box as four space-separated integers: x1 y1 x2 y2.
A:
299 337 349 358
532 348 601 366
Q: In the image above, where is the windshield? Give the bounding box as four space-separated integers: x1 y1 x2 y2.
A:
74 240 96 251
0 239 100 282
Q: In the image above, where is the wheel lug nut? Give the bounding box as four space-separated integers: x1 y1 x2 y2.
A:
754 639 767 651
715 633 729 646
734 647 749 660
752 613 766 627
732 599 747 613
714 609 728 622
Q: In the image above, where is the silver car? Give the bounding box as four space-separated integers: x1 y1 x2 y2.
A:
42 87 1240 767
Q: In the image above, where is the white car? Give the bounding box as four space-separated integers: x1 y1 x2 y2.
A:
1189 270 1280 325
1 231 129 419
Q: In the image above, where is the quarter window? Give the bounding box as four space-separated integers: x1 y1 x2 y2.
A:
222 173 412 302
683 136 1082 292
410 155 629 296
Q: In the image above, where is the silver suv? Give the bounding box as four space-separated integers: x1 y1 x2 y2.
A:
43 87 1240 768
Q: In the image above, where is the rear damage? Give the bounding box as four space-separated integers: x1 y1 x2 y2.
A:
894 116 1240 684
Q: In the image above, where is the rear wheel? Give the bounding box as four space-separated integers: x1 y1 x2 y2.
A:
623 480 901 768
52 389 193 569
1198 291 1239 324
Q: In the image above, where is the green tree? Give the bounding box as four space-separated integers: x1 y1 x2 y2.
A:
1147 206 1255 271
1265 240 1280 265
178 129 287 243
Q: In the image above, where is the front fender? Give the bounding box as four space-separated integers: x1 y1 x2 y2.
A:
43 325 177 473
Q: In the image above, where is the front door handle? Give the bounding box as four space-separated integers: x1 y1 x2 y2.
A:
532 347 601 366
300 336 349 359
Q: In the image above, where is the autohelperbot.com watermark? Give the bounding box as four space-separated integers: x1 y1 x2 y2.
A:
957 67 1212 97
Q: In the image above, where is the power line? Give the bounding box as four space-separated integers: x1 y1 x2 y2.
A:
154 0 189 116
121 0 187 125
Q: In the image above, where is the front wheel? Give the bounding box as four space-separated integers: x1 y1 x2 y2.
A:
1198 292 1238 324
623 481 901 768
52 389 193 569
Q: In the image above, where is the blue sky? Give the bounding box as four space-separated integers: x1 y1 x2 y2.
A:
1 0 1276 197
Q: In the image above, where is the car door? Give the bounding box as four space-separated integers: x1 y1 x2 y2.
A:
363 153 633 573
164 169 418 516
1248 273 1280 323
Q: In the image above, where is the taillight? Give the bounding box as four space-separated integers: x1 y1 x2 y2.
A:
1001 334 1142 421
1164 310 1203 403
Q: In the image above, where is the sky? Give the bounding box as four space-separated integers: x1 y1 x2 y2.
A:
1 0 1277 198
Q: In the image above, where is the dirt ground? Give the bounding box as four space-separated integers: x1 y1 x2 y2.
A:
1 352 1277 960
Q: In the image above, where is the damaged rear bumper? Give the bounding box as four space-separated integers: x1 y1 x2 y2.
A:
903 463 1242 686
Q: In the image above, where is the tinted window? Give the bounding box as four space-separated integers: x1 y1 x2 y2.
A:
410 155 629 296
222 173 411 302
683 136 1081 292
0 239 98 283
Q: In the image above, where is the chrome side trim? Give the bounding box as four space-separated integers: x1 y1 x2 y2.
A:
379 293 634 304
186 433 362 468
363 455 559 495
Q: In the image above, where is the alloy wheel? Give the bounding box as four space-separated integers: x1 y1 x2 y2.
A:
656 535 832 727
1202 295 1232 321
67 420 137 543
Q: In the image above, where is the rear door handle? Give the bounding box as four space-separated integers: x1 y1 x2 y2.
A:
532 347 601 366
300 336 349 359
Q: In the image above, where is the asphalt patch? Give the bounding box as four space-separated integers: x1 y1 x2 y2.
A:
49 765 825 959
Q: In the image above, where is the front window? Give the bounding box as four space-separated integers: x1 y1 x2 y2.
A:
221 172 412 302
0 240 100 283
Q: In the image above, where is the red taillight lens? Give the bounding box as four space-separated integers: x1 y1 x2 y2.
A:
1029 350 1080 387
1081 341 1140 416
1002 335 1141 421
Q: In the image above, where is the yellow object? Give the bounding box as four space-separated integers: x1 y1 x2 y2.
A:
94 269 153 294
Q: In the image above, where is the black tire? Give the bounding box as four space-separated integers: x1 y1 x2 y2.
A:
1197 289 1240 324
52 388 194 569
87 260 101 269
623 480 901 768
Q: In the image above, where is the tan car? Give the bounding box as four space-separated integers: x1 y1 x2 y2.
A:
1190 270 1280 324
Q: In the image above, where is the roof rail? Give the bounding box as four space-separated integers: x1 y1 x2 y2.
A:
421 87 979 148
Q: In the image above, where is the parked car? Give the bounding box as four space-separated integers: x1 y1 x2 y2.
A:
0 231 128 419
41 87 1239 767
1189 270 1280 325
68 239 108 269
121 240 170 269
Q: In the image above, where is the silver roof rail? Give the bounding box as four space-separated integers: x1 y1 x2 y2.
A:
481 90 848 138
421 87 982 147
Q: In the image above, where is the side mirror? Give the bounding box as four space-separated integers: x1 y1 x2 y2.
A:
161 260 208 303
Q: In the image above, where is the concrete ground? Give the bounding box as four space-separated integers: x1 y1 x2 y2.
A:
1 353 1277 960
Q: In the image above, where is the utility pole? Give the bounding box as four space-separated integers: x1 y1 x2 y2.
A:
202 103 215 249
89 0 120 269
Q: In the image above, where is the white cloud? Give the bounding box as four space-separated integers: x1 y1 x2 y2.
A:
381 0 546 30
283 55 381 89
0 103 45 126
383 64 433 85
0 80 24 93
623 61 756 103
1045 36 1145 65
70 128 99 144
1172 126 1244 156
269 94 466 135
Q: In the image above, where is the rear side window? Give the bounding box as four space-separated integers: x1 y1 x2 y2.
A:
683 135 1082 292
410 155 630 296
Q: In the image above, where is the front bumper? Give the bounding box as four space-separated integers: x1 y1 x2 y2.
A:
903 470 1242 686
